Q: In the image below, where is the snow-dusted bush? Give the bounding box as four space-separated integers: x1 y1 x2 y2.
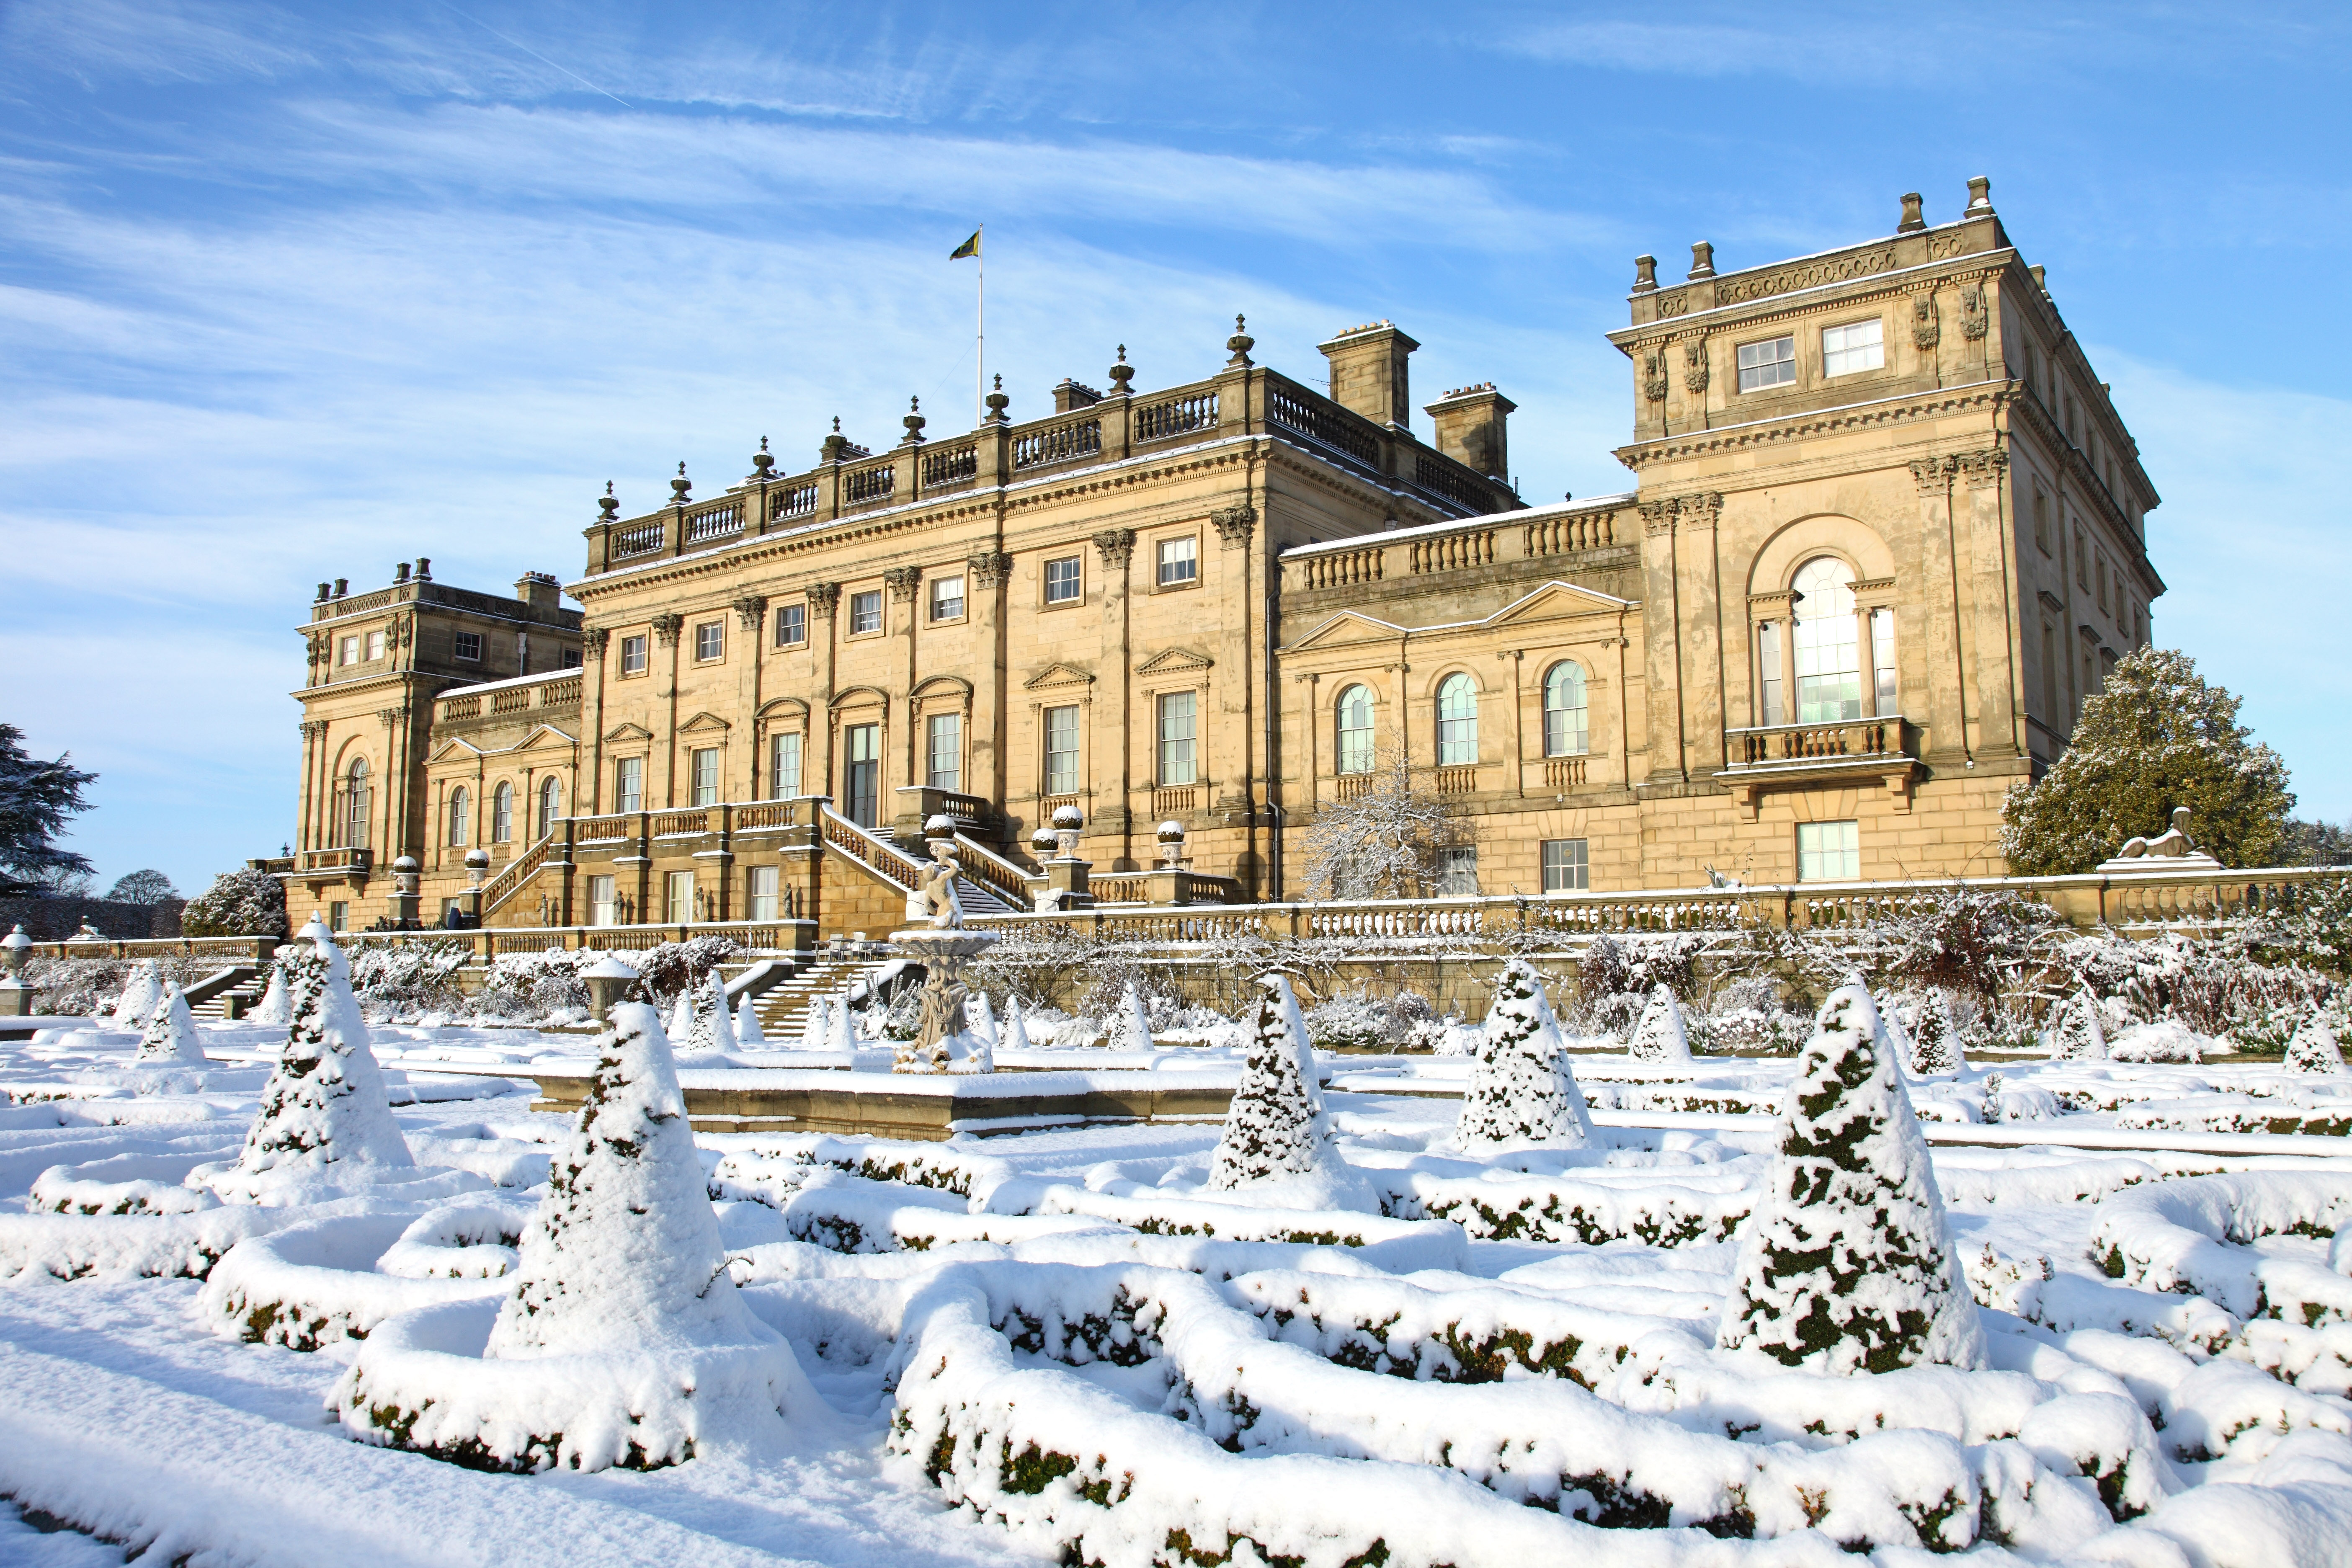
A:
1296 760 1474 899
1208 975 1338 1192
1626 983 1691 1062
2061 930 2328 1049
1103 979 1153 1052
19 954 213 1019
2047 988 2109 1062
674 969 732 1060
2288 1012 2346 1074
113 959 162 1026
1879 887 2059 1004
1719 984 1986 1375
2105 1019 2208 1063
181 867 289 938
470 948 594 1021
221 940 413 1193
345 938 471 1018
1573 934 1707 1034
1455 959 1591 1151
627 935 742 1006
134 980 203 1065
249 965 290 1025
1690 975 1810 1056
1303 990 1436 1053
1901 989 1964 1077
732 988 767 1047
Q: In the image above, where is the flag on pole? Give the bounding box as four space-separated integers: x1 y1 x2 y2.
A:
950 230 981 260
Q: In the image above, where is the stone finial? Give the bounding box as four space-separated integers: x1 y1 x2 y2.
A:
1965 175 1994 215
1687 242 1715 280
1632 254 1658 293
1898 191 1926 233
751 436 774 477
821 416 851 462
1225 312 1254 368
670 462 691 507
902 396 926 445
598 482 620 522
984 374 1010 423
1108 344 1134 394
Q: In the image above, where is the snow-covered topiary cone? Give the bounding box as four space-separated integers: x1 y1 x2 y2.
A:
1105 979 1153 1051
1874 992 1916 1078
731 984 767 1048
827 992 857 1054
335 1001 815 1472
248 966 290 1027
667 987 695 1043
1906 989 1964 1077
999 993 1030 1052
967 990 998 1050
1718 983 1987 1375
797 996 829 1052
1208 974 1334 1189
674 970 731 1061
1626 982 1691 1062
2287 1011 2346 1075
135 980 204 1065
224 938 414 1190
113 960 163 1028
2047 987 2108 1062
1455 959 1593 1150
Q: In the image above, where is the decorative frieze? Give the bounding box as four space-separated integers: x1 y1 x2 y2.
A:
1960 285 1989 341
1911 293 1940 351
1957 449 2009 488
1682 339 1709 393
1641 349 1668 404
1908 456 1960 493
1675 491 1723 530
582 627 610 656
1713 247 1895 306
1638 500 1676 537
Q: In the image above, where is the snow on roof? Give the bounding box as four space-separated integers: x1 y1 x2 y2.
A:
438 666 582 700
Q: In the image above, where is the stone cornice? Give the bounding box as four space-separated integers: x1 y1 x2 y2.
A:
1613 381 2007 470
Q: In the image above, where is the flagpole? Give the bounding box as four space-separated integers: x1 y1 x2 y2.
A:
976 227 985 428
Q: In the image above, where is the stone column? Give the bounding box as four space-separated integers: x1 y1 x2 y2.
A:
1212 502 1257 888
1675 492 1725 776
652 612 685 807
1960 449 2022 761
807 583 841 803
1908 456 1968 764
734 594 769 800
1092 529 1136 862
1637 500 1685 784
969 549 1012 831
582 628 610 812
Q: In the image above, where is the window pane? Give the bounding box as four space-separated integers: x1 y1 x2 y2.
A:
1822 318 1885 377
1045 557 1081 603
339 637 357 665
851 591 882 634
1541 838 1589 893
666 871 695 924
776 604 805 646
1736 335 1795 392
748 864 779 923
366 630 385 660
1157 536 1197 585
1335 685 1374 774
1758 621 1784 727
1435 845 1478 896
844 723 879 827
538 776 561 836
621 636 646 674
1796 820 1860 882
930 577 965 621
448 787 469 846
1870 609 1898 714
1791 557 1861 722
1157 692 1197 786
492 783 512 842
770 732 802 798
692 748 719 806
696 622 722 660
617 756 642 812
1045 705 1080 794
1541 662 1588 756
1437 674 1478 766
927 714 962 792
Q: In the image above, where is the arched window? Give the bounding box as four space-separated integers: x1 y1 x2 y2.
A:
343 758 370 849
1335 684 1375 774
537 775 562 837
491 781 513 843
1541 662 1589 756
1791 557 1862 722
447 785 470 848
1436 673 1478 766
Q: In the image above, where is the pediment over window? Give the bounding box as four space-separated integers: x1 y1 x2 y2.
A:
1282 610 1409 653
1135 647 1214 676
1023 662 1096 691
1486 581 1635 627
678 710 732 735
512 725 578 753
602 722 653 744
426 738 486 763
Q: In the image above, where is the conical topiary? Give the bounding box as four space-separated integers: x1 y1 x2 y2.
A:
228 938 414 1185
797 996 829 1052
828 991 857 1054
2048 987 2108 1062
1456 959 1594 1150
2287 1011 2346 1075
1208 974 1333 1189
114 960 163 1028
1906 989 1964 1077
135 980 204 1065
732 986 767 1048
1627 982 1691 1062
1105 979 1153 1052
1719 984 1986 1375
675 969 731 1060
667 987 695 1044
1874 990 1916 1078
999 993 1030 1051
249 966 290 1026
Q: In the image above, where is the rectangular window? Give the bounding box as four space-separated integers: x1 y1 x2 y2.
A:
620 634 647 675
588 874 616 927
850 590 883 634
926 713 962 792
338 635 359 665
562 647 582 668
1541 839 1589 893
2076 529 2087 588
769 732 802 798
691 747 719 806
365 629 385 661
844 722 880 828
1157 536 1197 587
1044 555 1082 604
665 870 696 925
328 900 349 931
1156 691 1197 786
1870 609 1898 715
694 621 723 662
2032 484 2051 554
616 756 643 813
2042 622 2060 721
747 864 779 923
1821 318 1884 377
774 603 806 647
929 576 965 622
1797 820 1860 882
1736 335 1796 393
2097 556 2110 614
1044 705 1081 794
453 630 482 662
1435 845 1479 897
1757 622 1784 727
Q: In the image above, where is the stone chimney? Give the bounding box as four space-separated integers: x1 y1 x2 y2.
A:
1424 384 1515 480
1051 379 1103 413
1317 321 1419 431
515 571 562 612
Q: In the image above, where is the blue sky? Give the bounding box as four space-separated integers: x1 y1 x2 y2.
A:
4 1 2346 895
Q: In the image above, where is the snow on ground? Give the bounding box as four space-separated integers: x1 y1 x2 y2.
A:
7 1019 2352 1564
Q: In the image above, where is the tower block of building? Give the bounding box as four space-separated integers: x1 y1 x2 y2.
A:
284 179 2159 934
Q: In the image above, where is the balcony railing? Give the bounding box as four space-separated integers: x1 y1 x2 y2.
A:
921 445 978 488
1434 765 1478 797
1725 718 1909 769
613 521 665 558
1301 547 1384 589
843 464 895 506
771 483 819 521
1267 383 1381 467
1544 757 1588 789
684 502 743 544
1526 511 1617 555
1012 418 1102 471
298 846 372 874
1134 391 1218 443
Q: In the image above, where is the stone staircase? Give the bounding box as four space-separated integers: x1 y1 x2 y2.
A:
188 966 266 1020
737 954 901 1044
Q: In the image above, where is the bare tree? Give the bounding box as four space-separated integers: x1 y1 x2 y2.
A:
1297 758 1473 901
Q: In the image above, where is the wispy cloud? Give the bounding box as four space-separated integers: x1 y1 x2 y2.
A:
1 0 315 89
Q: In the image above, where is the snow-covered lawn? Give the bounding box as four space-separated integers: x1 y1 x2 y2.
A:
6 1006 2352 1565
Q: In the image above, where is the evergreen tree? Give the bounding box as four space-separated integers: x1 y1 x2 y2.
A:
797 995 830 1052
827 991 857 1053
1905 989 1965 1077
999 993 1030 1052
249 966 291 1026
1626 982 1692 1062
2048 987 2108 1062
182 867 289 939
1105 979 1153 1051
135 980 204 1065
230 938 413 1182
2001 647 2293 874
488 1001 766 1357
112 959 163 1027
2286 1012 2346 1075
1208 974 1333 1189
1455 959 1594 1150
732 988 768 1048
0 723 96 894
674 969 730 1060
1719 984 1986 1375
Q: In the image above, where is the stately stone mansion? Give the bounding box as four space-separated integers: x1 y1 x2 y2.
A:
279 178 2161 934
